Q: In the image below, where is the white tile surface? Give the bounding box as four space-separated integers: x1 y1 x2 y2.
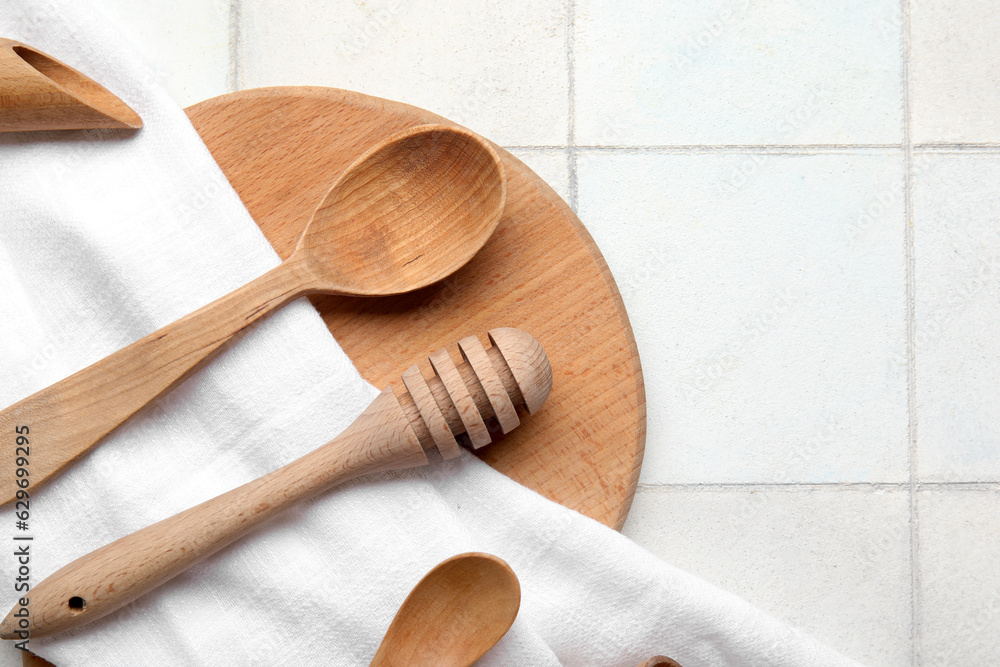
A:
623 486 912 667
578 151 908 483
506 149 571 202
574 0 903 146
239 0 569 147
910 0 1000 144
23 0 1000 661
91 0 232 107
913 154 1000 481
918 488 1000 664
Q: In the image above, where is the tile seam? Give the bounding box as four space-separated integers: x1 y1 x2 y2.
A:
505 144 1000 153
635 482 910 491
912 146 1000 153
567 0 578 212
902 0 920 663
227 0 242 92
635 481 1000 490
575 144 903 151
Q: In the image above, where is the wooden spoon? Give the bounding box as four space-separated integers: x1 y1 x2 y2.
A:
370 553 521 667
0 124 506 504
0 328 549 640
637 656 683 667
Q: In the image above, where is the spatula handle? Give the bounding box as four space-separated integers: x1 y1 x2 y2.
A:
0 258 311 505
1 387 426 640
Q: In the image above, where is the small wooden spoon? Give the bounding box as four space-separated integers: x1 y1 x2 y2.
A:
637 656 683 667
0 123 506 504
371 553 521 667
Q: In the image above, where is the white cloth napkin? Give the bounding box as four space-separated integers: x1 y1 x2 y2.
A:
0 2 862 665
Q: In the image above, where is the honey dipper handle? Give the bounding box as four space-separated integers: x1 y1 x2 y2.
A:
1 388 425 640
0 258 314 506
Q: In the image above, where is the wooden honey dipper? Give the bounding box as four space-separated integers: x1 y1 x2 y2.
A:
0 328 551 640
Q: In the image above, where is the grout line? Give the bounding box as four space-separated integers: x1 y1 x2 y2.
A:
575 144 903 152
635 481 1000 491
914 143 1000 151
901 0 920 663
504 146 572 151
504 143 1000 154
227 0 242 93
916 482 1000 490
636 482 910 491
566 0 578 212
913 141 1000 150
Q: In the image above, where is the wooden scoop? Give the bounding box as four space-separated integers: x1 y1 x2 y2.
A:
370 553 520 667
0 37 142 132
0 123 506 504
0 328 550 640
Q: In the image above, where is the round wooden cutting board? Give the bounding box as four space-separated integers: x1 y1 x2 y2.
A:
185 87 645 529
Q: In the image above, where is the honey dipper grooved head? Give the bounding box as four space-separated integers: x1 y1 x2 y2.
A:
397 328 551 459
488 328 552 414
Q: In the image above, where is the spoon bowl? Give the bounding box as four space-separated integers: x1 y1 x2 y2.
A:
371 553 521 667
0 123 507 503
300 125 506 295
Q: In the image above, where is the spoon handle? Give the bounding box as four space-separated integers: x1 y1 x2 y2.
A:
0 387 426 640
0 258 311 505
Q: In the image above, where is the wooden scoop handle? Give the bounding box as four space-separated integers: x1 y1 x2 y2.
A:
0 329 551 640
0 258 311 506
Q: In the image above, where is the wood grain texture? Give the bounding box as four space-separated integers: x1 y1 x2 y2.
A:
1 330 549 640
370 553 520 667
303 125 506 296
0 38 141 132
459 335 519 433
1 388 425 639
0 259 310 505
402 364 462 459
0 124 504 505
185 87 646 530
429 348 491 449
20 652 55 667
